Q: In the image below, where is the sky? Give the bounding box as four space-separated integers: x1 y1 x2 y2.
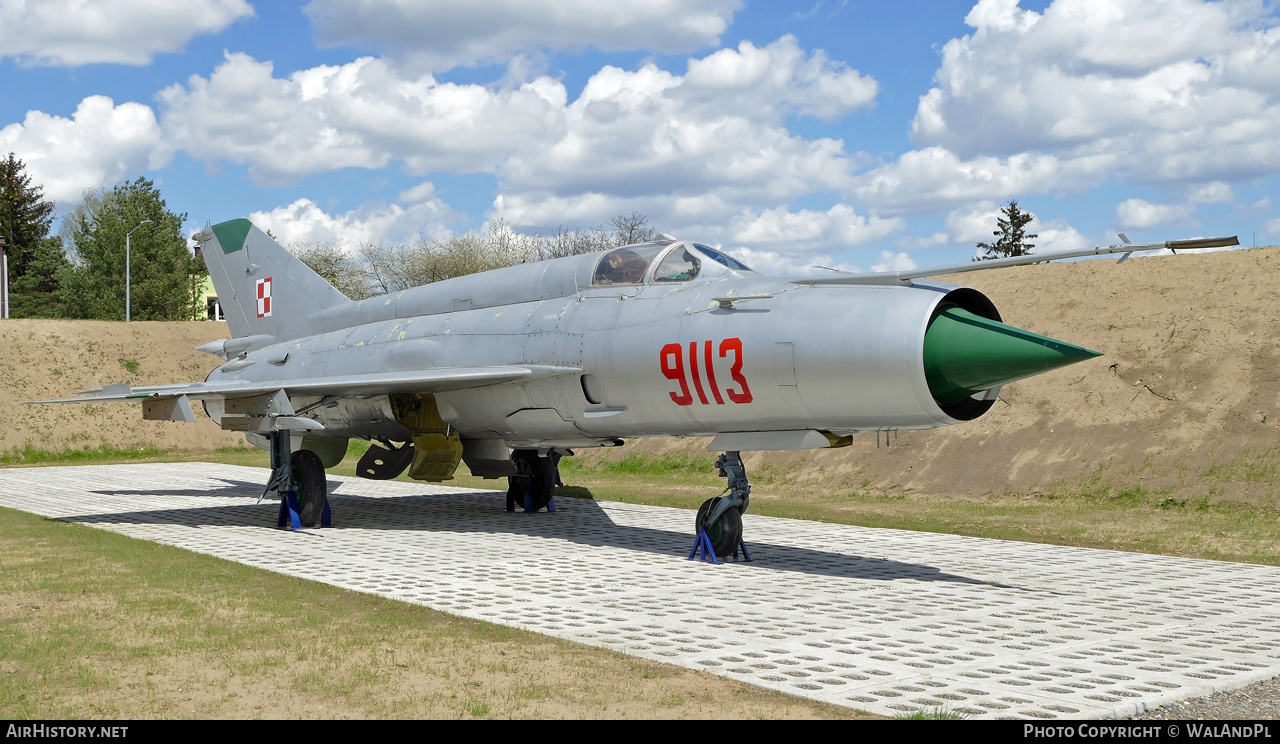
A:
2 0 1279 276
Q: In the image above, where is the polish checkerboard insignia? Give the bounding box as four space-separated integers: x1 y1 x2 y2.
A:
256 276 272 317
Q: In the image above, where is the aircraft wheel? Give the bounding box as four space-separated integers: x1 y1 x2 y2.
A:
696 497 743 558
508 451 555 511
291 449 329 526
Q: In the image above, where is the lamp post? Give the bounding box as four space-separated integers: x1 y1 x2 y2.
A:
125 220 152 322
0 235 9 319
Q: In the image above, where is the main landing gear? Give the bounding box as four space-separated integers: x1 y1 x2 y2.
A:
506 450 560 513
690 451 752 562
261 429 331 530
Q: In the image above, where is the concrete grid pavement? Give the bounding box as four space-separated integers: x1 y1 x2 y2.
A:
1 462 1278 720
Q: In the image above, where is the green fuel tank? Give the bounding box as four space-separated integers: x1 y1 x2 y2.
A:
924 305 1101 405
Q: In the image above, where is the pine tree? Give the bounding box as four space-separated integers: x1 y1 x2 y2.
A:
0 152 56 279
59 178 204 320
9 236 70 318
975 200 1038 260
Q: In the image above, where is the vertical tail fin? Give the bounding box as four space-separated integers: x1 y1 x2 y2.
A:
195 219 349 341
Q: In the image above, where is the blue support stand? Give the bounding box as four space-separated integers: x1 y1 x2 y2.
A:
320 499 332 528
687 529 752 564
518 481 555 513
688 527 719 564
277 490 302 530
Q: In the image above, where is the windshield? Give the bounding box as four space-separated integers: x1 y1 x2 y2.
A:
592 244 668 285
653 246 701 283
692 244 752 271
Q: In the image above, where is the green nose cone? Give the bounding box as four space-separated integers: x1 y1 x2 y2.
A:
924 305 1101 405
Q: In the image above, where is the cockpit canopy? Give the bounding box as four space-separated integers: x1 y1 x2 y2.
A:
591 242 751 286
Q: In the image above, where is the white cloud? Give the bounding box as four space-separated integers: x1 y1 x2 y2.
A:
853 148 1066 215
850 0 1280 217
1114 198 1197 230
249 185 457 247
0 96 162 204
904 201 1084 257
477 37 874 222
1032 218 1089 253
1188 181 1234 204
907 0 1280 187
303 0 740 71
871 251 917 272
0 0 252 66
944 201 1003 244
1262 217 1280 240
898 232 950 249
730 203 901 251
729 247 857 277
156 53 566 183
683 37 877 121
156 38 875 240
725 246 915 277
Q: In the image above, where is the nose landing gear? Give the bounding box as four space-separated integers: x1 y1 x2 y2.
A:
689 451 752 562
262 429 331 530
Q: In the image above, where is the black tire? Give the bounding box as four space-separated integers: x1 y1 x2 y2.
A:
695 497 743 558
290 449 328 526
508 450 555 511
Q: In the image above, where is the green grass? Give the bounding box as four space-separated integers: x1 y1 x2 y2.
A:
892 707 968 720
560 452 717 478
1203 449 1278 484
0 505 858 719
550 453 1280 566
117 358 140 375
0 443 170 466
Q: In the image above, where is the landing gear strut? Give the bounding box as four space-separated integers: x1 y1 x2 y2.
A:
262 429 331 530
690 451 752 561
506 450 559 513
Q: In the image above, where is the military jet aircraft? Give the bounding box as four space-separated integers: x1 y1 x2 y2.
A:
34 220 1237 557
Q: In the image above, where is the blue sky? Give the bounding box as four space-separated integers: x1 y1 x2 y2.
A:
2 0 1278 275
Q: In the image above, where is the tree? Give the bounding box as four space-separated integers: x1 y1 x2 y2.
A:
0 152 56 279
292 212 664 297
609 211 658 246
59 178 204 320
290 239 373 300
975 200 1037 260
9 236 70 318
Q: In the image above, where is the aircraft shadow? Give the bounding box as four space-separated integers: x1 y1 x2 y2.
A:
67 483 1013 587
92 478 270 499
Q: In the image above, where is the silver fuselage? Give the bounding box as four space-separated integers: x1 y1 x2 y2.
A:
205 243 997 449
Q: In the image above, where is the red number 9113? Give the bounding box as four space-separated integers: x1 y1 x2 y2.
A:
660 338 753 406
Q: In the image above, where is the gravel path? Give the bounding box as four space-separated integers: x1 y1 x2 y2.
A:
1129 676 1280 720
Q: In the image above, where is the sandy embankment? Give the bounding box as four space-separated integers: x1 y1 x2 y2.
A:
0 320 241 453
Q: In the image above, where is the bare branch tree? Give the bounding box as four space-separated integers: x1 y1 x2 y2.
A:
609 211 657 246
293 213 663 296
